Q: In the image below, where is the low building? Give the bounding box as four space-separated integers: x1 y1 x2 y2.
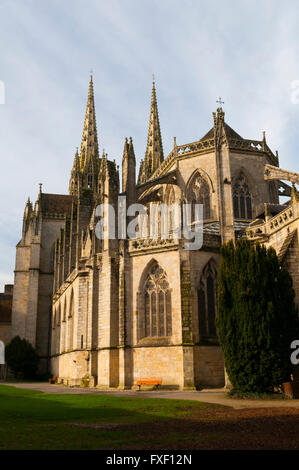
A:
0 285 13 345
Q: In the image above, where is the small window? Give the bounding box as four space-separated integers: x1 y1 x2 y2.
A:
188 172 211 221
197 260 218 337
233 173 252 219
87 166 93 189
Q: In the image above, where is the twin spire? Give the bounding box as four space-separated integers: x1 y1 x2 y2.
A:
138 79 164 184
69 74 164 195
69 74 100 195
80 74 99 168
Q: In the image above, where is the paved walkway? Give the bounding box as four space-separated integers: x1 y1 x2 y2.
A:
2 381 299 410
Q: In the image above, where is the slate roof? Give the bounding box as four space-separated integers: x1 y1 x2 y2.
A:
200 122 243 141
203 220 250 235
41 194 73 215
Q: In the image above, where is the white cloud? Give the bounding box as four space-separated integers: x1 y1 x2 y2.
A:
1 0 299 289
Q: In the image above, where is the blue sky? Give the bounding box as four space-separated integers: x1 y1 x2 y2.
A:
1 0 299 289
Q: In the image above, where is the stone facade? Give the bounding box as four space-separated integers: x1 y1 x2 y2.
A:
10 76 298 389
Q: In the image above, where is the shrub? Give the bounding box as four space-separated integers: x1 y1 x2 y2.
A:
5 336 39 379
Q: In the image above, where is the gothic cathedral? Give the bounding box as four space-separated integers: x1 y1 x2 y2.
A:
10 76 299 389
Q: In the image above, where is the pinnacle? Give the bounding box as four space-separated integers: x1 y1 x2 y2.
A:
128 137 135 162
122 137 130 161
139 78 164 183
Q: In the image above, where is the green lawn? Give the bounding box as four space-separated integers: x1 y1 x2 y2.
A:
0 385 209 450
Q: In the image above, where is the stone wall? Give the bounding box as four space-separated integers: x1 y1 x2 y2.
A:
0 324 11 345
194 346 225 388
132 346 184 389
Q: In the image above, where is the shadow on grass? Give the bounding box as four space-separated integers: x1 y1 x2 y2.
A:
1 384 299 450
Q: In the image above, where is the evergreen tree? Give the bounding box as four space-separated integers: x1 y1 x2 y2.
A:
216 239 299 393
5 336 39 379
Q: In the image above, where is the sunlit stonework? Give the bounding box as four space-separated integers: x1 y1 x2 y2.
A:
8 76 299 390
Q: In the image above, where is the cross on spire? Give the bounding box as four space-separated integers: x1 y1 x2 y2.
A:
216 97 224 107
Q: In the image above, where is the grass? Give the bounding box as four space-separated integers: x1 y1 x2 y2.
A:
2 384 299 450
0 384 209 450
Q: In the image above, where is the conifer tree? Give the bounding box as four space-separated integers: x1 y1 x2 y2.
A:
216 239 299 393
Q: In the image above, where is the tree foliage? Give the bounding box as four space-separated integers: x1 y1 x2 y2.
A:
216 239 299 393
5 336 39 379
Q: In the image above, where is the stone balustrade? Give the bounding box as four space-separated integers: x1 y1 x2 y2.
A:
246 204 297 240
128 235 179 254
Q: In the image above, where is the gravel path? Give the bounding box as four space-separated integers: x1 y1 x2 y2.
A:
2 381 299 410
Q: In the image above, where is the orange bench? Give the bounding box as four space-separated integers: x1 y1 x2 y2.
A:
49 375 57 384
136 377 162 391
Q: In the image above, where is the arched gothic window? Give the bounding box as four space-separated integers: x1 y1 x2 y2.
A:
167 186 175 234
62 297 66 322
139 262 172 339
188 173 211 221
60 297 66 353
52 309 56 329
68 290 74 350
51 307 57 355
69 291 74 317
57 303 61 326
70 179 78 195
233 173 252 219
197 260 218 337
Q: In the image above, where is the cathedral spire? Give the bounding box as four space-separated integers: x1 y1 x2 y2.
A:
80 74 99 170
138 78 164 184
70 74 100 195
